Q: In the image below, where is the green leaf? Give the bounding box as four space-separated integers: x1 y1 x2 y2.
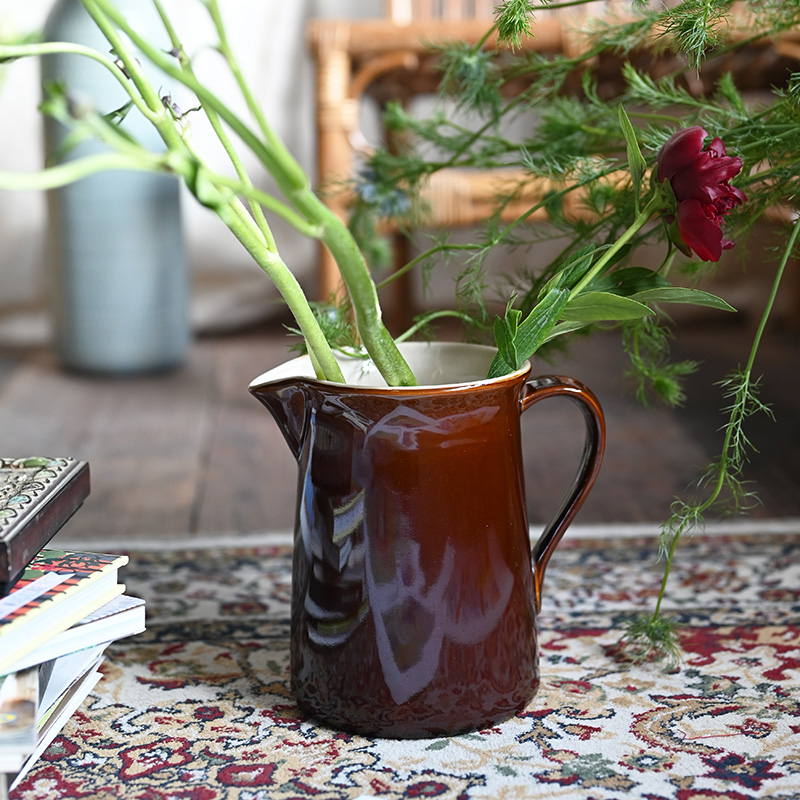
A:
492 302 522 374
588 267 670 296
538 244 597 297
542 319 592 344
618 104 646 210
511 288 569 363
632 287 736 311
488 288 569 377
562 291 654 323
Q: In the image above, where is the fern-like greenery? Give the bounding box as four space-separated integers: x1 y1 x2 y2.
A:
348 0 800 662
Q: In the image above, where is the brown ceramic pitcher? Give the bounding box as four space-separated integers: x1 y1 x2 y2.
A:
250 342 604 738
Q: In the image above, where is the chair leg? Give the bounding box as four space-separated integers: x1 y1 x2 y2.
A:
309 21 359 300
380 232 416 334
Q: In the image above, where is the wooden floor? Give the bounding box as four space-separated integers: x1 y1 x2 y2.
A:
1 314 798 543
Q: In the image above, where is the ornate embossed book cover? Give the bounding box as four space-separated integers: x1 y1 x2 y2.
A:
0 458 91 596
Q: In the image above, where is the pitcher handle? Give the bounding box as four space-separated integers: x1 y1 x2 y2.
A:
520 375 605 612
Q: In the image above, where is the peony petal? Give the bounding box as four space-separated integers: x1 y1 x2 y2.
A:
670 165 715 203
714 184 747 215
694 151 743 184
731 185 747 203
677 198 724 262
708 137 727 157
670 153 744 203
657 126 708 181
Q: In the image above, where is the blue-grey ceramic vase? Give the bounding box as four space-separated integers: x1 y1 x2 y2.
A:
42 0 188 374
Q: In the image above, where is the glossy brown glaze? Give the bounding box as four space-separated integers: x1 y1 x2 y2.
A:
250 344 604 737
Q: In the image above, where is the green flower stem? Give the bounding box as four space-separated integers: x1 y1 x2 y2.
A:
0 152 166 190
652 398 750 622
79 0 181 143
212 200 346 383
84 0 416 386
198 0 274 248
629 111 685 125
202 0 414 385
743 218 799 377
205 0 272 143
151 0 276 252
76 0 344 383
0 40 311 241
571 193 663 295
312 198 418 386
203 0 307 195
537 0 607 9
394 311 479 343
651 215 800 623
376 243 478 290
0 41 156 121
87 0 306 199
738 160 800 188
205 176 323 240
377 165 624 300
199 0 413 383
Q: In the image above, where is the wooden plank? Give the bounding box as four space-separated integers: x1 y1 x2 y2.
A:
0 355 19 391
0 323 795 548
0 349 216 541
192 334 299 536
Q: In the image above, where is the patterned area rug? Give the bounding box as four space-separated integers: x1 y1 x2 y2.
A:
11 529 800 800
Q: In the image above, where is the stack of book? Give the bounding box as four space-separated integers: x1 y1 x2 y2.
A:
0 458 145 797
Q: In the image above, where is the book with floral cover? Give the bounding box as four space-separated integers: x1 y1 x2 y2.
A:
0 458 90 596
0 550 127 676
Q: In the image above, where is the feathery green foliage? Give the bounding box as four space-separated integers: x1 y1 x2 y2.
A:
495 0 537 49
351 0 799 662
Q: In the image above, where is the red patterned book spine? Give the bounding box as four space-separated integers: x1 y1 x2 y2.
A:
0 550 128 637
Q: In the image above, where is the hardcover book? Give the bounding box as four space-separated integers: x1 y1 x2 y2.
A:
0 550 127 676
0 458 91 596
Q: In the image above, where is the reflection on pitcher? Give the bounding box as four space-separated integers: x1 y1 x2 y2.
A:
299 416 368 649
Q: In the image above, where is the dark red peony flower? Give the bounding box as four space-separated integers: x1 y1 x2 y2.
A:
656 126 746 262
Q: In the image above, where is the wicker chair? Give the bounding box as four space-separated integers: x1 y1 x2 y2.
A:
306 2 799 318
306 2 580 309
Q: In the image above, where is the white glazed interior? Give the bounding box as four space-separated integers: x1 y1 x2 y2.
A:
249 342 529 390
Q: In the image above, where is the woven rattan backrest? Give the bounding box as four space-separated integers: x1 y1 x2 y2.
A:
388 0 496 24
388 0 636 24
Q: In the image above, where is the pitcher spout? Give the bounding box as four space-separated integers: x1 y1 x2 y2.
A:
249 378 309 461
